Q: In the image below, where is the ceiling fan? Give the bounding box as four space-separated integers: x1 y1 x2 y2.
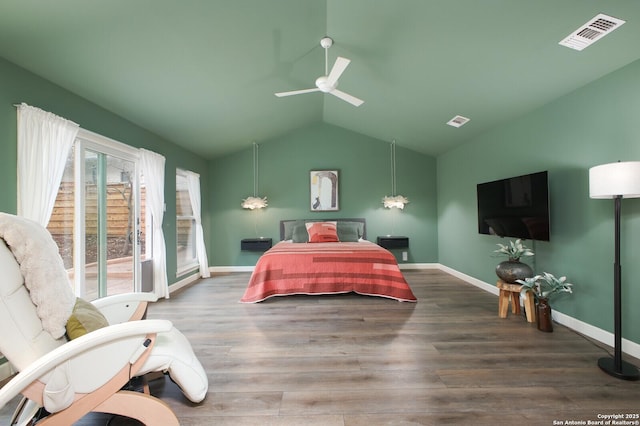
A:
275 37 364 107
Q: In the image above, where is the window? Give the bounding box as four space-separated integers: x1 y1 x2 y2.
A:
48 130 143 300
176 169 197 275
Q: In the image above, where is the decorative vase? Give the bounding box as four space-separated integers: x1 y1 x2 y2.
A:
495 259 533 284
536 298 553 332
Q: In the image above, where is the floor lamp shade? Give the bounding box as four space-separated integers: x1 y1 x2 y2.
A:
589 160 640 381
589 161 640 199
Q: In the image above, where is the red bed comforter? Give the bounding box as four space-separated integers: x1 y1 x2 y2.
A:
240 241 417 303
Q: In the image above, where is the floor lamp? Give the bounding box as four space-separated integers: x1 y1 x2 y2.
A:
589 161 640 381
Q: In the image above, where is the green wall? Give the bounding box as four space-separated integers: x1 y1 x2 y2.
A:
0 57 209 284
209 122 438 266
7 47 638 348
437 58 640 345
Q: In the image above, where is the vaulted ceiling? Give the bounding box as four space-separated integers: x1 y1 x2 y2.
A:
1 1 639 159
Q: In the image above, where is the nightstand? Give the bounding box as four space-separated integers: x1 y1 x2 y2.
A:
241 238 272 252
376 236 409 249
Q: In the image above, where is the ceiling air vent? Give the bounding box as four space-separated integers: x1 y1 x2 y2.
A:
446 115 470 128
559 13 625 51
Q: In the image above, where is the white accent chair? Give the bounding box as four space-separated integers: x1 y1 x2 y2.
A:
0 237 208 425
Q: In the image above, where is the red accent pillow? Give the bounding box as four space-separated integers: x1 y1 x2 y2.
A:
305 221 339 243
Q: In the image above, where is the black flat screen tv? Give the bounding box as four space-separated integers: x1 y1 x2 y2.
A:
477 171 550 241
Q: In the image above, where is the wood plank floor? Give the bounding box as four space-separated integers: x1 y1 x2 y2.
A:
2 269 639 425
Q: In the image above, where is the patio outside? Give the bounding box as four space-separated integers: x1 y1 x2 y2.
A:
48 181 146 300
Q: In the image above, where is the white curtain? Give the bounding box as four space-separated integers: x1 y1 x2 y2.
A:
16 103 79 226
185 171 210 278
140 149 169 299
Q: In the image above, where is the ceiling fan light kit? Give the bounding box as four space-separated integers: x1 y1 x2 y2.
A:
275 36 364 107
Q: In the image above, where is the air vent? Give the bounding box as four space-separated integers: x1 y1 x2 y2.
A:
559 13 625 51
446 115 470 128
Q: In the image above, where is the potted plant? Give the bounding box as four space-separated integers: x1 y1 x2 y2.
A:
493 239 534 283
517 272 574 332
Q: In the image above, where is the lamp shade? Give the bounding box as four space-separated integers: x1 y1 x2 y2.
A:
589 161 640 199
241 196 268 210
382 195 409 209
382 139 409 209
241 142 268 209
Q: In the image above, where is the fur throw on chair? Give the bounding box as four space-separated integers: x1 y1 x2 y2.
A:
0 213 75 339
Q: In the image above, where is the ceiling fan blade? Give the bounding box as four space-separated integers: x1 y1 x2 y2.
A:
326 57 351 86
275 88 320 97
330 89 364 107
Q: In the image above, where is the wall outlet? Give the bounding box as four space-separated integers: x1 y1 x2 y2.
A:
402 251 408 261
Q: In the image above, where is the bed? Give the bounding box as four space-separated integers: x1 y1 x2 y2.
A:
240 218 417 303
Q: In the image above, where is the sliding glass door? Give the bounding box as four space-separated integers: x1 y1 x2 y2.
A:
49 131 143 300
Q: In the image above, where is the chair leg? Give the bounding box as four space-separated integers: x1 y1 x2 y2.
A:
9 396 41 426
94 390 180 426
21 333 166 425
36 391 179 426
140 372 165 395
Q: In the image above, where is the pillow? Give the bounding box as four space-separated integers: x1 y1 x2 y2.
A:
65 297 109 340
0 213 76 339
337 221 361 242
305 221 339 243
282 220 304 241
291 224 309 243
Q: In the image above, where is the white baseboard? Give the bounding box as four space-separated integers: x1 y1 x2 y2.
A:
551 309 640 359
399 262 440 270
213 263 439 274
437 263 500 296
5 263 634 382
210 266 255 273
169 272 202 294
202 262 640 360
433 263 639 360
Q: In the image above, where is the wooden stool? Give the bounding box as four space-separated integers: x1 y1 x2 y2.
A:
497 280 536 323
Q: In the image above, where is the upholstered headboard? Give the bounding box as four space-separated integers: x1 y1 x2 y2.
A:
279 218 367 241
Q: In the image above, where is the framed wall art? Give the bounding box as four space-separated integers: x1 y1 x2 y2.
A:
310 170 339 211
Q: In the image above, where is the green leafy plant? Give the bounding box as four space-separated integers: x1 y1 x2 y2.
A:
493 239 534 261
517 272 574 300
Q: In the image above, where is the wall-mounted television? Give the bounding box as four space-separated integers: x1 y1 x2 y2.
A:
477 171 550 241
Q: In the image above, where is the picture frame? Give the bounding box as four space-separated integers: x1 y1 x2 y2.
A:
310 170 339 211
